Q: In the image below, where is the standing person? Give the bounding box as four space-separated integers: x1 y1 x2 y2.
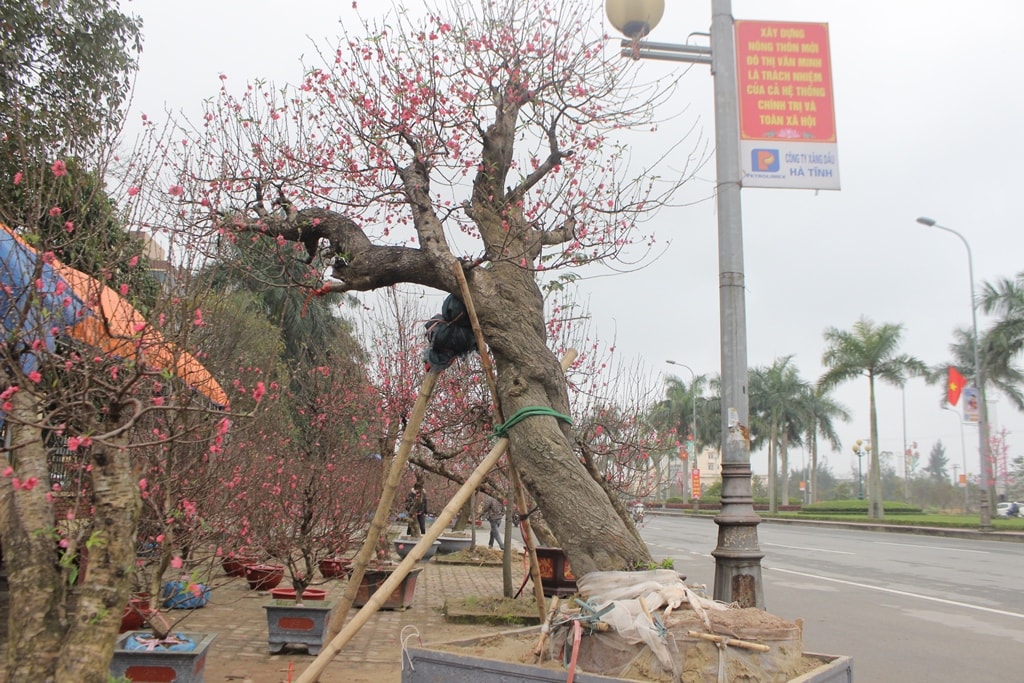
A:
478 493 504 550
405 482 427 537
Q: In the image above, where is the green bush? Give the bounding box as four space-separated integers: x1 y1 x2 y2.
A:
800 500 923 515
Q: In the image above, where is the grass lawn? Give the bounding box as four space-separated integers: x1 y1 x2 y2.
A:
765 510 1024 530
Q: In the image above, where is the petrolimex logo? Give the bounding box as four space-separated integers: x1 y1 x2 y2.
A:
752 149 779 172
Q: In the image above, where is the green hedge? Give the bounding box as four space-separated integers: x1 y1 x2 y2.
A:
800 500 923 515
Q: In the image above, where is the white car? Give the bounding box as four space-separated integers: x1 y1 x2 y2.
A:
996 501 1022 518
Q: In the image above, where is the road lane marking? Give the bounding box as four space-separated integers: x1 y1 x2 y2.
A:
769 567 1024 620
763 543 853 555
871 541 990 554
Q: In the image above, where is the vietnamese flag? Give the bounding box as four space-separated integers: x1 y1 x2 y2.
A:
948 366 966 406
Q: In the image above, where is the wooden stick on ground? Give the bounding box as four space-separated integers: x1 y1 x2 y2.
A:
685 630 771 653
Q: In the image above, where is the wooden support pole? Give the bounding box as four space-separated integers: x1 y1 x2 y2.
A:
296 351 576 683
325 370 439 641
450 262 549 623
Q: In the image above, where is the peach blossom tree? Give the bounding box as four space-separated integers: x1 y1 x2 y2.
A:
147 0 697 574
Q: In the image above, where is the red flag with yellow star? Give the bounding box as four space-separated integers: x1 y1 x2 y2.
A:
947 366 966 406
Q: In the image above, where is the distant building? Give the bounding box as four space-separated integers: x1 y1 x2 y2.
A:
130 230 173 286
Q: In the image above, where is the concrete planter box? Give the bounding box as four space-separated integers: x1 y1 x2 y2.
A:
110 631 216 683
263 599 335 655
401 628 853 683
353 566 423 611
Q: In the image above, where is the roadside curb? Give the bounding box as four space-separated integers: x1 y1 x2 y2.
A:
648 509 1024 543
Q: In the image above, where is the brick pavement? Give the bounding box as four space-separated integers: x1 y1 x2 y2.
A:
0 532 527 683
192 557 522 683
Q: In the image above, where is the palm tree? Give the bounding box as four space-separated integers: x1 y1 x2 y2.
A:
804 382 850 503
979 271 1024 411
749 357 809 512
821 318 926 519
927 325 1024 412
651 372 709 499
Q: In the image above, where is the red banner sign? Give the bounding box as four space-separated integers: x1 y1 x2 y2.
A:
735 21 836 141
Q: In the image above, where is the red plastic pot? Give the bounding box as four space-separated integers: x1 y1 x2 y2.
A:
244 563 285 591
269 587 328 601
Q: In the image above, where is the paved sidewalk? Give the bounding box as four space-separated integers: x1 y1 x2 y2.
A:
192 557 522 683
0 531 527 683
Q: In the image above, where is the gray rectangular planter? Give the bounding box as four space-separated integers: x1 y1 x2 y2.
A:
110 631 216 683
263 599 335 655
401 628 853 683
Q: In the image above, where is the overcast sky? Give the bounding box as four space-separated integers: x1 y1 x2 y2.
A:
125 0 1024 486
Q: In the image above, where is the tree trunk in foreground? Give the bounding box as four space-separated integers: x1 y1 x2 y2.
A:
0 388 142 682
458 261 651 576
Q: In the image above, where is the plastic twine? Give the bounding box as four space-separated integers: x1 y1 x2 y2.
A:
493 406 572 438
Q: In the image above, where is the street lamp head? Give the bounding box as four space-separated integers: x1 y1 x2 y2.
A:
605 0 665 39
916 216 937 227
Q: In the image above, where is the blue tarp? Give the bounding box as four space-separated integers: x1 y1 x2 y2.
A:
0 227 88 374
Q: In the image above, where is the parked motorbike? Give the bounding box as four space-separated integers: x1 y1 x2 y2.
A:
630 503 645 524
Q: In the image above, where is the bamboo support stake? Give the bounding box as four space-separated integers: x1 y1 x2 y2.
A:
325 370 440 641
532 595 560 660
296 351 577 683
451 262 549 623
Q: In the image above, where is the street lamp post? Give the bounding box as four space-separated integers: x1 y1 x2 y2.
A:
943 405 970 512
852 439 870 500
916 217 994 529
608 0 764 608
665 360 698 503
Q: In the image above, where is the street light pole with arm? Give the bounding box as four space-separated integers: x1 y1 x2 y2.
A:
665 360 698 503
916 216 993 529
942 405 970 512
607 0 764 607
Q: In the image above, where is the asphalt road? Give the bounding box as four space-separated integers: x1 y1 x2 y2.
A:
641 514 1024 683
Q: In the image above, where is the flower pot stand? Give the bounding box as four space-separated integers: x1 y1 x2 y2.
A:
110 631 216 683
263 599 335 655
353 566 424 611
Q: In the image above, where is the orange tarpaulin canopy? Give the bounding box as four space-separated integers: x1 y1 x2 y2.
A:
0 223 228 408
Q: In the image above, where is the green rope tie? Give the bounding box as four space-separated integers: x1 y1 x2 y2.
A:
493 406 573 438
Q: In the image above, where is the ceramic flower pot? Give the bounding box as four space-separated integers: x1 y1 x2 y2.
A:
222 553 259 577
119 594 153 633
318 557 352 579
353 566 423 610
263 600 335 655
244 563 285 591
435 535 473 555
393 537 440 561
110 631 216 683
